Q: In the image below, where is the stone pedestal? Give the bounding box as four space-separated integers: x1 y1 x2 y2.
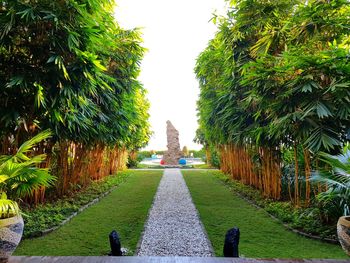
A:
163 121 182 165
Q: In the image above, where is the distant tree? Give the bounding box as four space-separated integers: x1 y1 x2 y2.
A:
182 146 189 157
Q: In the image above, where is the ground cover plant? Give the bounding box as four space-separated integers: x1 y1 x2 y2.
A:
183 170 347 258
15 170 162 256
21 170 135 238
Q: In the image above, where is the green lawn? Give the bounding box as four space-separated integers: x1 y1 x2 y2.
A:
15 170 162 256
192 163 212 169
182 170 348 259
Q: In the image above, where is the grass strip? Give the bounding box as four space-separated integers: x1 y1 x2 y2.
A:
182 169 347 259
22 170 133 238
136 164 212 169
15 170 162 256
212 171 337 241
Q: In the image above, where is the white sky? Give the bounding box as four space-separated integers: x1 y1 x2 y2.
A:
114 0 226 151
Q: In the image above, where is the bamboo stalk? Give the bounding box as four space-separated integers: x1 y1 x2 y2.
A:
303 147 311 206
294 143 300 207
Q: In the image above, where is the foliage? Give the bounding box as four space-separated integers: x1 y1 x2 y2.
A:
208 145 220 168
136 151 151 160
312 150 350 218
127 155 139 169
191 149 206 159
194 0 350 203
0 0 151 149
137 151 153 159
182 146 189 157
0 131 56 218
0 0 151 198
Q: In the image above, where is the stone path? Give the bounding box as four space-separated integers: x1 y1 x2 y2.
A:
137 169 213 256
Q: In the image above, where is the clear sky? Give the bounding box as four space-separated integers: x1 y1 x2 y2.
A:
114 0 226 151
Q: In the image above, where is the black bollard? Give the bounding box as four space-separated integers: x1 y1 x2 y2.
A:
109 230 122 256
223 227 240 257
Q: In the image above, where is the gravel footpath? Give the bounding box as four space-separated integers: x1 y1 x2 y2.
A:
137 168 213 256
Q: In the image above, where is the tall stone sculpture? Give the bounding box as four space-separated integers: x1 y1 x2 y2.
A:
163 121 182 165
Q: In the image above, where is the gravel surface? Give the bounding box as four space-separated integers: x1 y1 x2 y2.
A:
137 168 213 256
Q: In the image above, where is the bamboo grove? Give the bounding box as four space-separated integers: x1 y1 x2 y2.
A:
0 0 151 202
195 0 350 206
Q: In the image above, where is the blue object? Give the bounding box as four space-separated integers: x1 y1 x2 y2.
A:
179 158 187 165
151 154 157 159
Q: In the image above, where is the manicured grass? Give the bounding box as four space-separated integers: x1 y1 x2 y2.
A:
136 163 156 169
182 170 348 259
15 170 162 256
22 171 132 238
192 163 212 169
136 163 164 169
212 171 337 240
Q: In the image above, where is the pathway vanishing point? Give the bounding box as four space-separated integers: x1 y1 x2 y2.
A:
137 168 213 256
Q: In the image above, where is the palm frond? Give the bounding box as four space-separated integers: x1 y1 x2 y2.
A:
16 130 51 158
0 131 56 213
0 193 19 219
311 150 350 216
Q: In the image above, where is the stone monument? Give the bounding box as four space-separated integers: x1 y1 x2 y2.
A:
163 120 182 165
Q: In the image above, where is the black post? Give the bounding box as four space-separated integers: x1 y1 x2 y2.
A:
109 230 122 256
223 227 240 257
